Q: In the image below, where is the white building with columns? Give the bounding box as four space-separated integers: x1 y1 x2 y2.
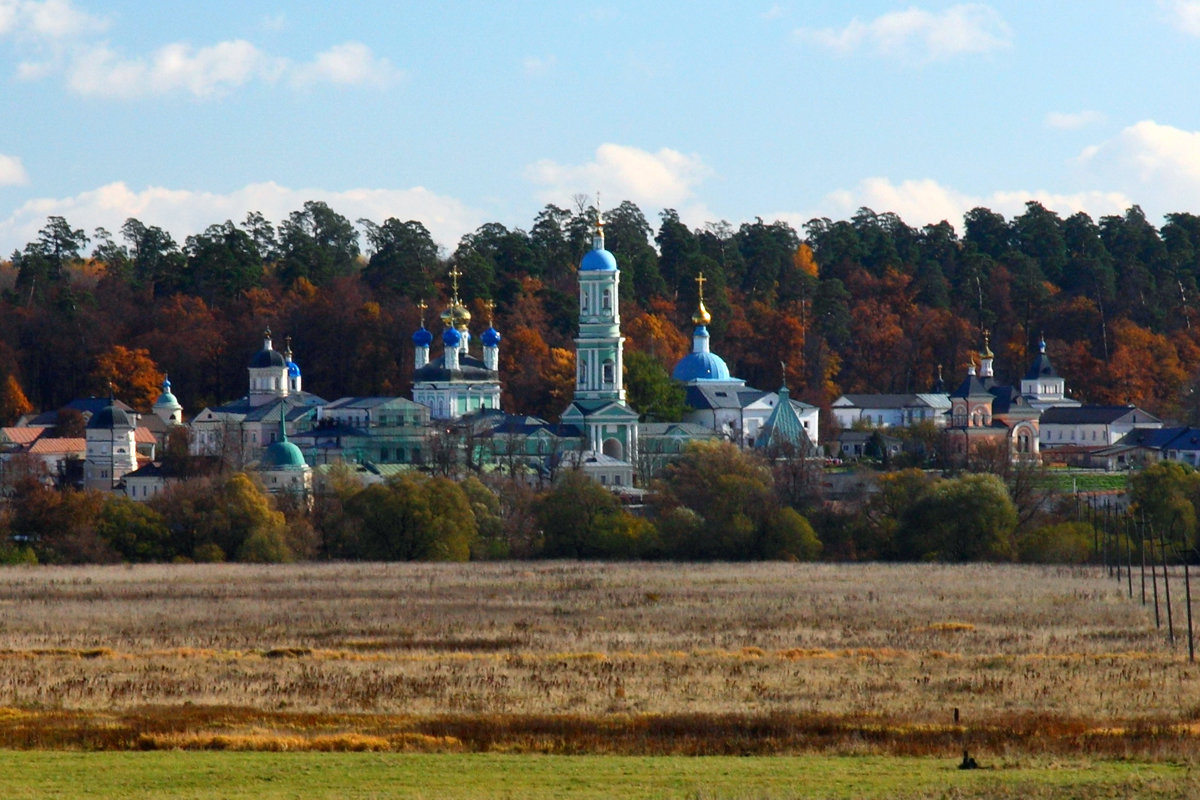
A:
559 216 639 486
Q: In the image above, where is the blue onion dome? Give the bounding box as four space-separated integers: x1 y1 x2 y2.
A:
261 439 307 470
155 377 179 407
287 360 301 378
580 246 617 272
412 325 434 347
481 326 502 347
442 326 462 347
672 351 732 382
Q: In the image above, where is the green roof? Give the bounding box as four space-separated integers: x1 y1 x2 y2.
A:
755 386 812 451
261 440 307 470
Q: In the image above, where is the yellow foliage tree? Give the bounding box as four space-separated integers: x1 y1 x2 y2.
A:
793 243 819 278
624 310 688 370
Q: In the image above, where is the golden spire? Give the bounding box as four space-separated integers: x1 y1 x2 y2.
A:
594 190 605 245
417 299 427 325
691 271 712 326
439 266 471 329
483 299 495 326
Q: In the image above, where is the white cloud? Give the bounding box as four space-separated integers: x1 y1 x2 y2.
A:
1 3 398 97
1076 120 1200 214
526 143 712 209
60 39 401 98
1045 110 1105 130
774 120 1200 232
0 154 28 186
1163 0 1200 35
0 181 484 257
795 4 1011 61
0 0 106 40
66 40 282 98
773 177 1131 233
291 41 402 88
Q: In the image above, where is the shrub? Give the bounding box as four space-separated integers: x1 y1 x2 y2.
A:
1019 521 1094 564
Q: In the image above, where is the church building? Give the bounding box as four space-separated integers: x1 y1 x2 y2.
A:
672 273 819 449
944 333 1041 460
559 214 639 486
411 272 502 421
189 330 324 464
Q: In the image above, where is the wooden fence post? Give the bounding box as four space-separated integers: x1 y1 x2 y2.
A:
1151 525 1161 630
1161 525 1175 645
1184 552 1194 663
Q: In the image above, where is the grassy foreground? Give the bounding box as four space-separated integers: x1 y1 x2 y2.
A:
0 751 1194 800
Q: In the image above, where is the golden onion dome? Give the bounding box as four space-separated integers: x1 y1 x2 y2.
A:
439 301 471 327
692 271 712 326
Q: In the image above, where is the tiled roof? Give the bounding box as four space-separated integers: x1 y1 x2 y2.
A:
1 427 46 445
28 438 85 455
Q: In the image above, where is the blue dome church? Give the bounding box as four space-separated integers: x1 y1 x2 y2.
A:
559 208 639 486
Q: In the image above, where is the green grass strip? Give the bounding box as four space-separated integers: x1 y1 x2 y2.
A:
0 751 1193 799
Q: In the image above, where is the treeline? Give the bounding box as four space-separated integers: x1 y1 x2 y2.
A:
0 441 822 565
12 438 1197 566
4 199 1200 426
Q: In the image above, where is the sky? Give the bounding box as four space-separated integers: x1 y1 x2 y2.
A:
4 1 1200 257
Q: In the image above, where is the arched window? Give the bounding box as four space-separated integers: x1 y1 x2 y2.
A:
578 356 587 385
602 289 612 310
602 359 614 384
581 291 589 312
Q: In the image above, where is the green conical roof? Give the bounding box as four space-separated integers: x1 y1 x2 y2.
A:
755 385 812 451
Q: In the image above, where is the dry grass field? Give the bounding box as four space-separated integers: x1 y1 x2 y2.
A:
0 561 1196 759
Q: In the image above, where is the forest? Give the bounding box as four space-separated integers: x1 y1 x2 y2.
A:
2 198 1200 429
4 198 1200 566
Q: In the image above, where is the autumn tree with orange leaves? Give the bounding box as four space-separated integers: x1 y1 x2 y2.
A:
89 346 164 411
0 374 32 425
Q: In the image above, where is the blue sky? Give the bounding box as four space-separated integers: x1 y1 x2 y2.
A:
4 1 1200 257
